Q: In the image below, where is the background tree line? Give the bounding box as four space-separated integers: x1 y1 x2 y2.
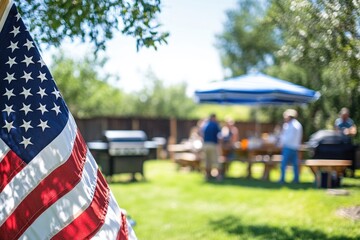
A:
50 52 197 119
50 52 251 122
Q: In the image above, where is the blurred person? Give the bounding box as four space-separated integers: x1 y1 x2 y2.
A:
278 109 303 184
334 107 357 177
189 118 206 142
200 113 222 181
220 117 239 161
335 107 357 142
188 119 205 152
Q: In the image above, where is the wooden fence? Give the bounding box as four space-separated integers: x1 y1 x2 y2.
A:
75 117 276 144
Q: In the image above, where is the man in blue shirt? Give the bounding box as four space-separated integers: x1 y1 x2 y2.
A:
335 107 357 177
201 113 222 181
335 107 357 142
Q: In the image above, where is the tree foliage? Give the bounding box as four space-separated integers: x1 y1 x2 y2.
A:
129 70 197 119
217 0 360 140
50 51 128 118
216 0 279 76
268 0 360 139
50 54 198 119
17 0 169 52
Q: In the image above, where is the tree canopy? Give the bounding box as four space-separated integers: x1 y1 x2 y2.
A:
217 0 360 141
17 0 169 51
111 70 198 119
216 0 278 76
50 53 199 119
50 51 129 118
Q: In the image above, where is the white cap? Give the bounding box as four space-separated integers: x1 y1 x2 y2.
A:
283 109 298 118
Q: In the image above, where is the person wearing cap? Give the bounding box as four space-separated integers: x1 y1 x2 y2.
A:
335 107 357 142
334 107 357 177
278 109 303 183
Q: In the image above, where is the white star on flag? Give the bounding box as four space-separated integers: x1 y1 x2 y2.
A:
20 120 33 132
4 88 15 100
38 58 45 67
2 119 15 132
52 88 61 99
20 87 33 99
7 41 18 52
38 119 50 131
21 70 33 82
20 103 33 115
20 136 33 148
37 103 48 114
6 56 17 67
4 72 16 83
2 104 15 116
52 103 61 115
10 25 20 36
22 55 34 66
23 39 34 50
37 87 47 98
37 71 47 82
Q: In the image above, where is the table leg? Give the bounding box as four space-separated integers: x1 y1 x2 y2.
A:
247 162 252 178
262 163 271 180
315 170 321 188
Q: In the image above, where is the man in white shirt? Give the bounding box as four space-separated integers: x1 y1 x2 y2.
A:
278 109 303 183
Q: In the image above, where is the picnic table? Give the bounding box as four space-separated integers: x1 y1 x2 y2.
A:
233 143 311 180
168 142 202 171
304 159 352 188
168 141 311 180
234 143 281 179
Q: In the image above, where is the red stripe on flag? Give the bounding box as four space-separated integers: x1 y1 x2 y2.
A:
118 211 129 240
0 150 26 192
51 170 110 240
0 130 87 240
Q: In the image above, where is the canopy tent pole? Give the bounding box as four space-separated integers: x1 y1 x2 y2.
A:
254 105 261 138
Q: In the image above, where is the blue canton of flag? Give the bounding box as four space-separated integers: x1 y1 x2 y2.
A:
0 4 68 163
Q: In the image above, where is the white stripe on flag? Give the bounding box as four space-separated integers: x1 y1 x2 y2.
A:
0 115 77 225
0 138 10 163
19 150 98 239
91 191 121 240
95 191 138 240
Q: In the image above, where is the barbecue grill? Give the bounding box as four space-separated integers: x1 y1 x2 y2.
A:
306 130 357 179
87 130 155 181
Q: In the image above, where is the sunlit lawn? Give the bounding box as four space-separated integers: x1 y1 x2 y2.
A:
110 160 360 240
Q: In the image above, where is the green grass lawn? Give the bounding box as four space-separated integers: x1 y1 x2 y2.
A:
110 160 360 240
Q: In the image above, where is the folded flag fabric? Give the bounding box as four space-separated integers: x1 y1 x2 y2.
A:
0 1 136 239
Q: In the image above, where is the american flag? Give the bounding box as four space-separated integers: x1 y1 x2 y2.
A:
0 1 136 239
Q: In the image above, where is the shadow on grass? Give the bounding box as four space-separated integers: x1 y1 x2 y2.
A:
209 215 356 240
205 176 315 190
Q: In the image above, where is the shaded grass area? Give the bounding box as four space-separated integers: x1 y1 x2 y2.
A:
110 160 360 240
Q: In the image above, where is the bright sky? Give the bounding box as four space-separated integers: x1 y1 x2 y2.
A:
44 0 239 95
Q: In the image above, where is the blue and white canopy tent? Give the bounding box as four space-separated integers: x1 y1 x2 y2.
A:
194 73 320 105
194 72 321 135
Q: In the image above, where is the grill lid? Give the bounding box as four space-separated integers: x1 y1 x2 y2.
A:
104 130 147 142
307 130 348 148
88 130 150 156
